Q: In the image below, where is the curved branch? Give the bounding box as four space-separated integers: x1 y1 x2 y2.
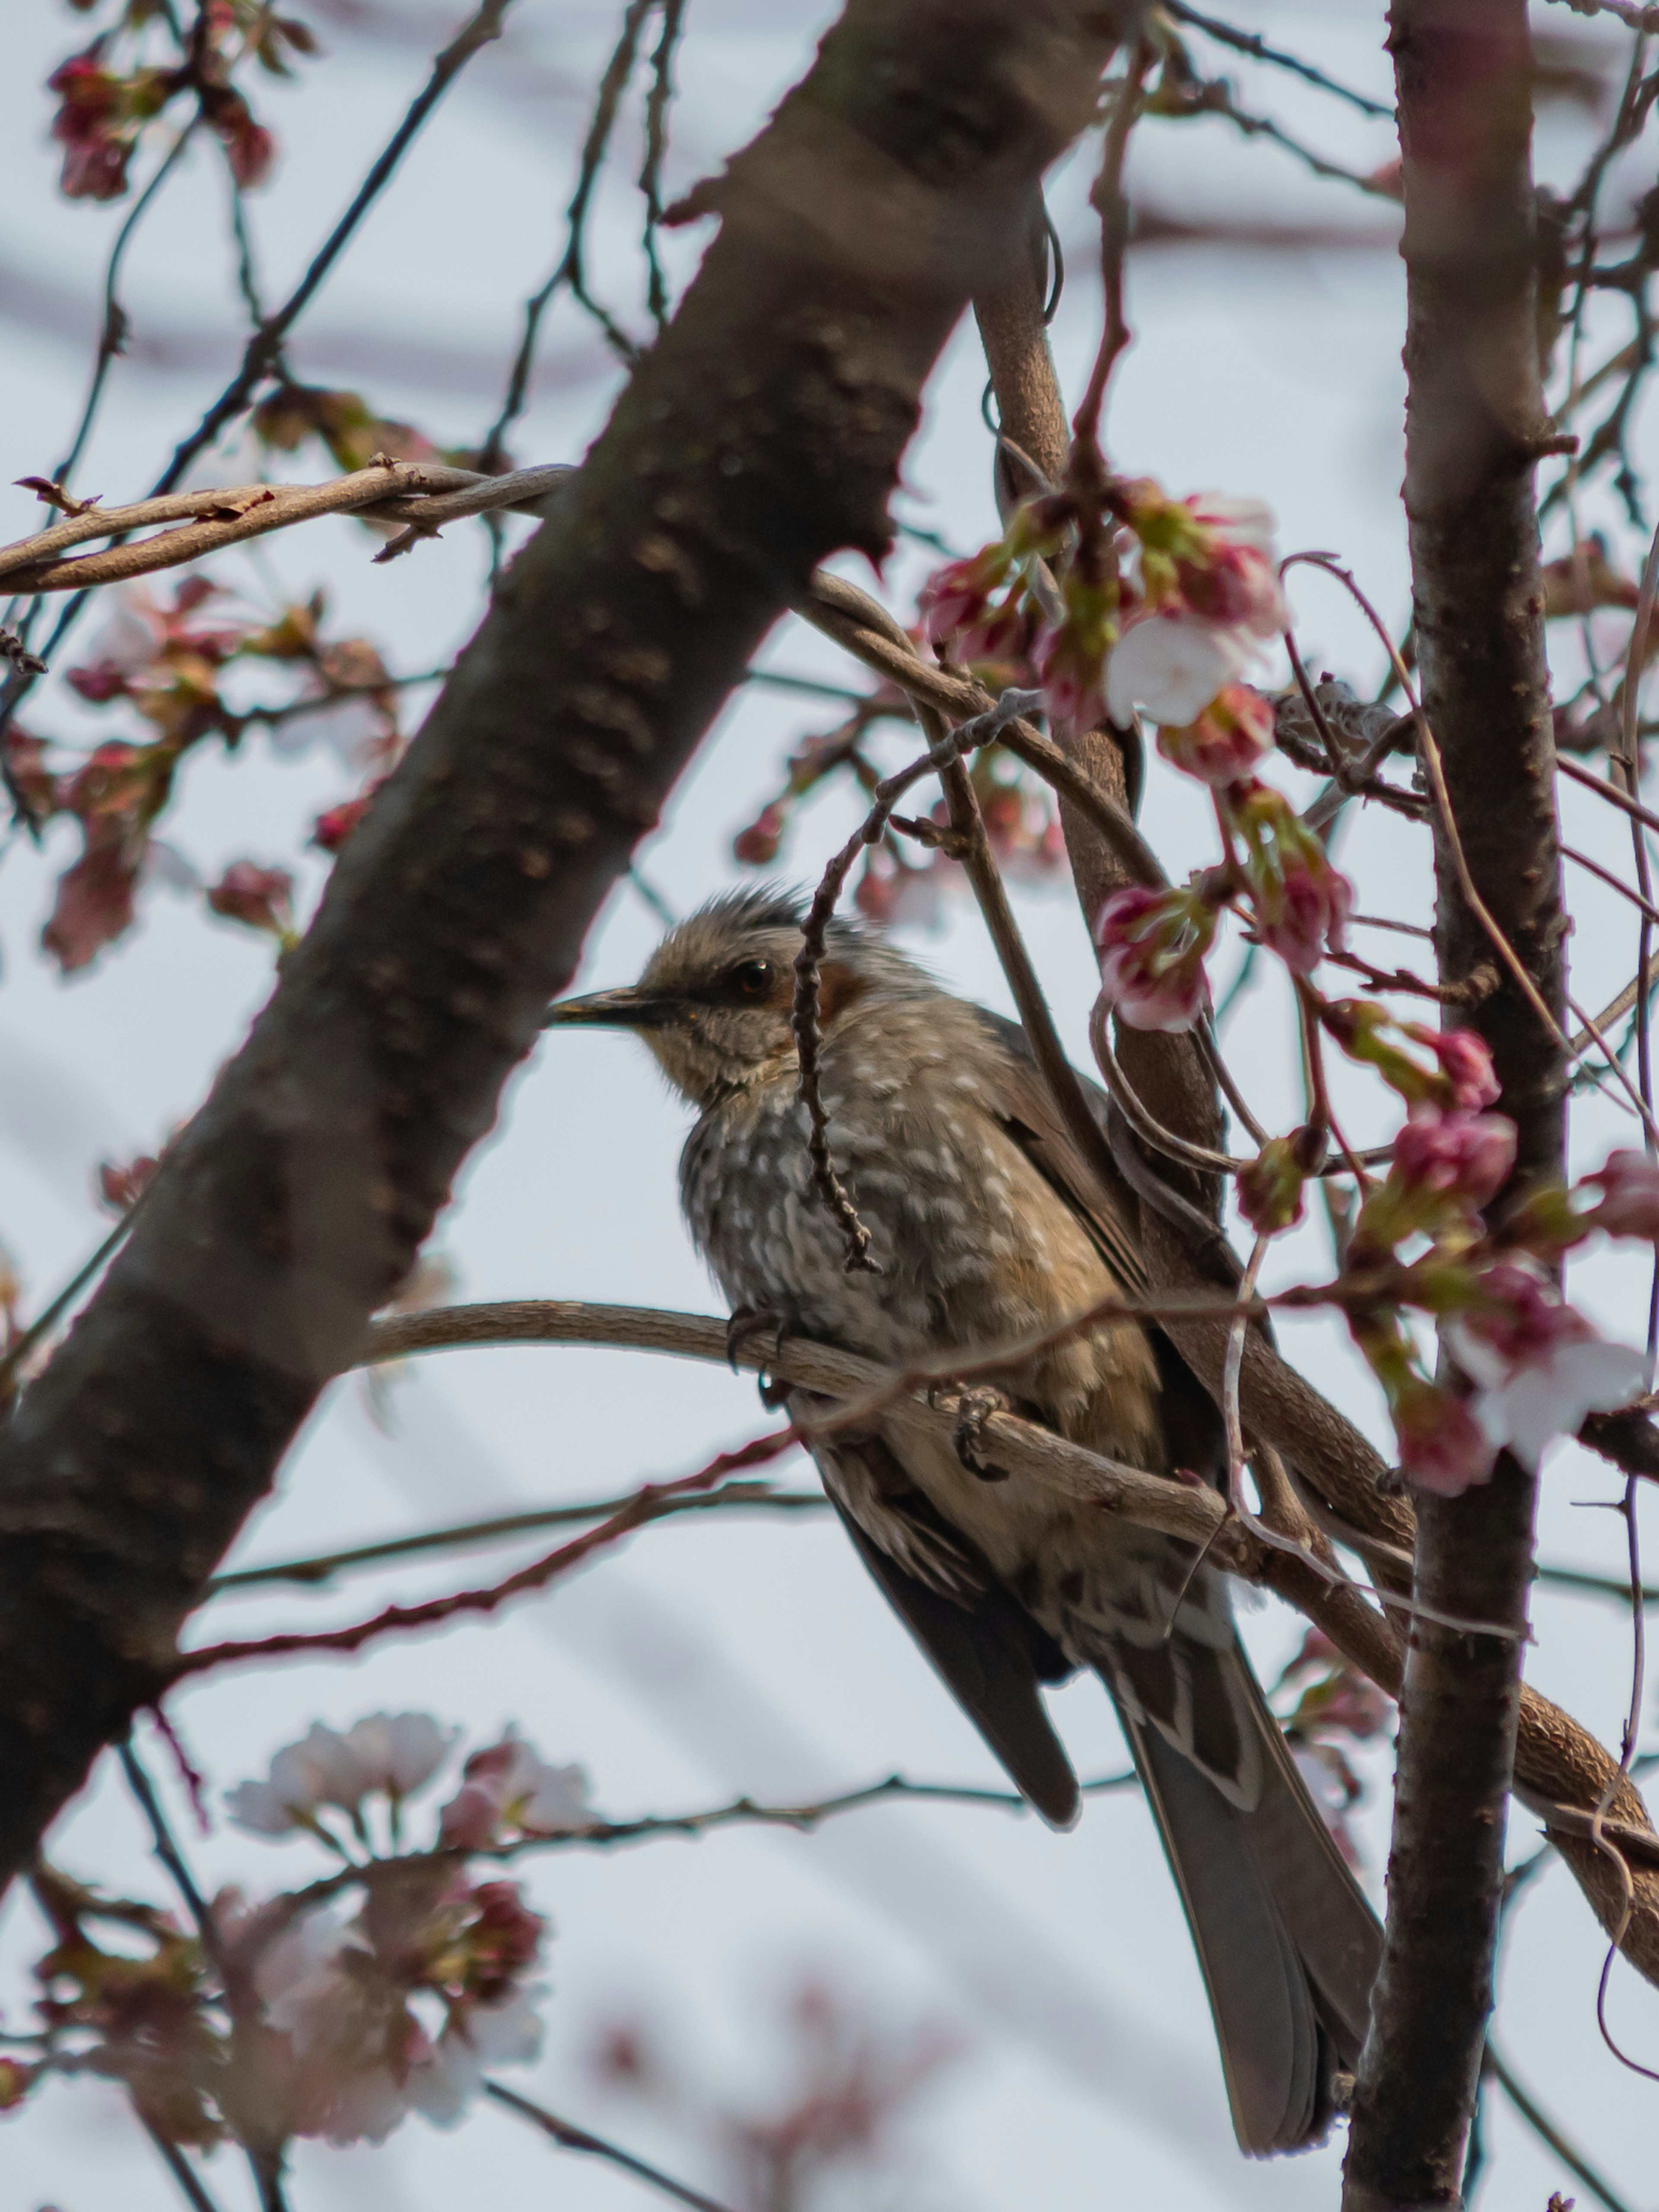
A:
349 1297 1659 1983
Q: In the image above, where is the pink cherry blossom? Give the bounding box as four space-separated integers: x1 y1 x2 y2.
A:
1446 1261 1646 1471
439 1732 591 1848
1156 684 1275 787
1092 884 1216 1033
1584 1149 1659 1240
1227 782 1352 975
1258 859 1352 975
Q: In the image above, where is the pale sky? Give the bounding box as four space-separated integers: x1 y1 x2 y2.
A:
1 4 1656 2208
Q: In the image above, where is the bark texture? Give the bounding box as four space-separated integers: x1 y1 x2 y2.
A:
1344 6 1563 2207
0 0 1134 1891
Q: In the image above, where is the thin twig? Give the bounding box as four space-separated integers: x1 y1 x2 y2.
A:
159 0 519 497
1165 2 1394 118
639 0 688 330
480 0 656 470
206 1482 828 1593
139 2113 225 2212
1288 550 1577 1057
486 2081 739 2212
53 122 203 497
171 1429 800 1678
1077 41 1154 442
1484 2042 1637 2212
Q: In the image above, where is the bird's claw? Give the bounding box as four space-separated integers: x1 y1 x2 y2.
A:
951 1385 1012 1481
726 1306 794 1410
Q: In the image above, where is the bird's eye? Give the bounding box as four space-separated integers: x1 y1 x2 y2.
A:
729 958 773 1000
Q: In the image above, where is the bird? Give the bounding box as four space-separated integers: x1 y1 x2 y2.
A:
544 885 1381 2155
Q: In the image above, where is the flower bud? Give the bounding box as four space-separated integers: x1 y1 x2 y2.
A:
1156 684 1275 788
1092 883 1216 1033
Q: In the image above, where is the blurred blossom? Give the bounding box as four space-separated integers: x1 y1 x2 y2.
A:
1388 1371 1495 1496
439 1732 591 1848
1237 1134 1309 1236
97 1152 160 1215
852 849 946 931
206 861 295 941
228 1715 453 1837
1446 1262 1644 1471
1583 1149 1659 1241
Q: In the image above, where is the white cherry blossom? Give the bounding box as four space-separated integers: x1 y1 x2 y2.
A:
1106 613 1258 727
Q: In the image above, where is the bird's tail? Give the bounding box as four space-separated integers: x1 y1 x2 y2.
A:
1096 1628 1382 2155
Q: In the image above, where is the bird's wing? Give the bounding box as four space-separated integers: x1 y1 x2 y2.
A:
972 1007 1234 1479
806 1421 1082 1831
969 1007 1151 1298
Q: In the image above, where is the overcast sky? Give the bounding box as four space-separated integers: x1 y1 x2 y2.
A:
2 4 1657 2208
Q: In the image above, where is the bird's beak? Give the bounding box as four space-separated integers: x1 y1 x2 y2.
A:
542 985 677 1031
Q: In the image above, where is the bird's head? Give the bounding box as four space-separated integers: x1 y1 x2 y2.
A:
543 887 926 1108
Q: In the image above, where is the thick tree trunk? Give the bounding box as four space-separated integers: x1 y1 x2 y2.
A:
0 0 1134 1893
1343 5 1563 2206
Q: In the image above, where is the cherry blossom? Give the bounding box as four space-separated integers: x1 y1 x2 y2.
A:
227 1715 452 1837
1106 612 1256 728
1446 1262 1645 1472
1583 1149 1659 1241
1393 1108 1515 1200
1092 883 1217 1033
206 861 295 941
1237 1133 1309 1236
438 1732 591 1849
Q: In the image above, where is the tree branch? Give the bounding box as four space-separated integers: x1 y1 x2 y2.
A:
1344 7 1565 2206
343 1299 1659 1975
0 0 1131 1895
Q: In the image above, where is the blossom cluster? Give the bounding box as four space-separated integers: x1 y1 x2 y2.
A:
46 1 311 204
9 572 403 972
2 1716 590 2153
921 477 1351 1030
921 471 1656 1497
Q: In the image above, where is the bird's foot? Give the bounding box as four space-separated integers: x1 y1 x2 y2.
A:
726 1306 795 1410
949 1384 1013 1481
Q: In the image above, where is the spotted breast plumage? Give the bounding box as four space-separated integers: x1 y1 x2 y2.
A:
545 886 1380 2155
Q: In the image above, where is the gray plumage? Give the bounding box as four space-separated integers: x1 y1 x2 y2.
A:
545 887 1381 2155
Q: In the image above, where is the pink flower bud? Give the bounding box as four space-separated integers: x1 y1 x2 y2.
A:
1409 1025 1500 1111
916 547 1009 654
1226 782 1352 975
1156 684 1275 787
1092 884 1215 1033
1388 1374 1495 1497
207 861 294 938
1584 1149 1659 1240
1391 1109 1516 1211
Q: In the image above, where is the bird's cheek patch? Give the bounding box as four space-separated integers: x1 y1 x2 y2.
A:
814 960 870 1026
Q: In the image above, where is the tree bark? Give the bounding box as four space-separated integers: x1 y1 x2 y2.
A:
1343 5 1562 2207
0 0 1134 1894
